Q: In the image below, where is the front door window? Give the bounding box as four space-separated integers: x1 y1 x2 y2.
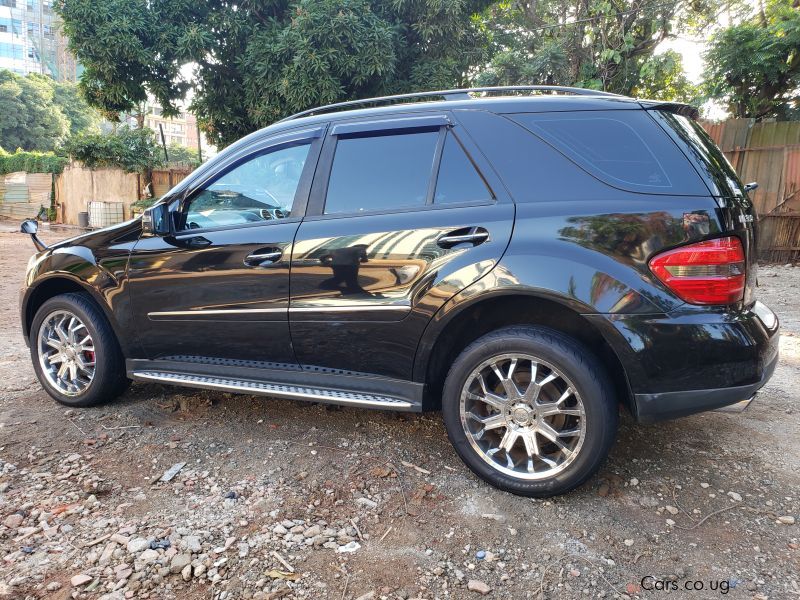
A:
182 142 311 230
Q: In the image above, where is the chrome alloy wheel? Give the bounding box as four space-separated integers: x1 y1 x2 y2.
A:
459 353 587 480
37 310 96 396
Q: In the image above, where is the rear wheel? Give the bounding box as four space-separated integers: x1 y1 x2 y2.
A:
31 292 128 407
442 326 618 497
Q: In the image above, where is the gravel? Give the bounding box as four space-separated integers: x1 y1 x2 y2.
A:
0 223 798 599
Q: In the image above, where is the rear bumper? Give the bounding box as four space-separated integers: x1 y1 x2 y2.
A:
633 345 778 422
587 300 780 423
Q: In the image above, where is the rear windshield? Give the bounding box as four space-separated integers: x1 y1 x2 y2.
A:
511 110 709 195
650 111 746 199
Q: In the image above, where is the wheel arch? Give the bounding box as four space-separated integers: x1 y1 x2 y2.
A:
22 275 125 351
415 291 634 414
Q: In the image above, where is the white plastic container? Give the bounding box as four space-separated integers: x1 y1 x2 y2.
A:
88 201 124 228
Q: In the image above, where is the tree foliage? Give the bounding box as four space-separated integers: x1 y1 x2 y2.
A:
165 142 200 167
0 70 100 151
475 0 708 100
632 51 698 102
56 0 492 147
64 126 164 172
703 0 800 120
0 71 69 151
51 78 101 137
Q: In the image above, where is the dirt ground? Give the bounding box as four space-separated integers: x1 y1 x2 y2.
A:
0 220 797 600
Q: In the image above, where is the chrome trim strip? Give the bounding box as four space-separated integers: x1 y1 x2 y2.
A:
289 305 410 313
132 371 413 409
148 305 411 318
148 308 286 317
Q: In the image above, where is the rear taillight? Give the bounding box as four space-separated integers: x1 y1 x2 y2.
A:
649 236 745 305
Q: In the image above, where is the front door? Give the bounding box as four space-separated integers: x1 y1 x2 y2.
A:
289 113 515 380
127 127 323 364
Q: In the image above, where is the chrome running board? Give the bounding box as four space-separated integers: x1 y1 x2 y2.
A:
132 370 415 410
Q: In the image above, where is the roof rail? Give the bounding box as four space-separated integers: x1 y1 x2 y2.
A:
277 85 622 123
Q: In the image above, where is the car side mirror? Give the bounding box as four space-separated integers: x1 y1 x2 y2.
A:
142 203 170 235
20 219 47 251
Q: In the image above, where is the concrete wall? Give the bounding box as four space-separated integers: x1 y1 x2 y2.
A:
55 162 139 226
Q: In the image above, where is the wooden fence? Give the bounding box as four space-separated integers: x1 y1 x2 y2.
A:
149 167 193 199
700 119 800 262
757 214 800 263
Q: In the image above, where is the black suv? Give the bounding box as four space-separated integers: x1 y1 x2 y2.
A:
19 87 779 497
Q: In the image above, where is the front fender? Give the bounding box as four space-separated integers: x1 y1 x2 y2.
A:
20 244 137 356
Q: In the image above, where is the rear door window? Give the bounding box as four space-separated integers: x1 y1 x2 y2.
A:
511 110 708 195
324 131 439 214
434 132 493 204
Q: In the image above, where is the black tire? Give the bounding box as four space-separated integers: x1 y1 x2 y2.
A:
442 325 618 497
30 292 129 407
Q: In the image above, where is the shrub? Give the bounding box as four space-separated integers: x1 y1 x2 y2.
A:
0 148 68 175
63 126 164 172
131 197 157 214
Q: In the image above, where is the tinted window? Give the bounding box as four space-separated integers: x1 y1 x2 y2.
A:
512 111 708 195
324 131 439 214
653 111 745 198
434 133 493 204
183 142 310 230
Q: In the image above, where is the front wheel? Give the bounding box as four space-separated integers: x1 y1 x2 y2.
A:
442 326 618 497
30 292 128 407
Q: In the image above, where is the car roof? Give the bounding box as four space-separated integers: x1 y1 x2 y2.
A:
230 93 642 151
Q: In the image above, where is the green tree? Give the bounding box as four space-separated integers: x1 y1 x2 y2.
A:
64 126 164 172
56 0 492 147
0 71 69 151
703 0 800 120
475 0 710 100
165 142 199 166
632 51 698 102
50 79 101 137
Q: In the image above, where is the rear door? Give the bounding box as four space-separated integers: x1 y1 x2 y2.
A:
288 112 515 380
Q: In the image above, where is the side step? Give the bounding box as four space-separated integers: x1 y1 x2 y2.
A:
132 370 416 410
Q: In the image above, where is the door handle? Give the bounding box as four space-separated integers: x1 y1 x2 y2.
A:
244 249 282 266
437 227 489 249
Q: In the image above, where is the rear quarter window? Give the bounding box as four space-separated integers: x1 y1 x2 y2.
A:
651 111 747 199
510 110 709 196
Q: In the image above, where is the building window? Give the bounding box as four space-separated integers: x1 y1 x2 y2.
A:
0 18 23 35
0 43 25 59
